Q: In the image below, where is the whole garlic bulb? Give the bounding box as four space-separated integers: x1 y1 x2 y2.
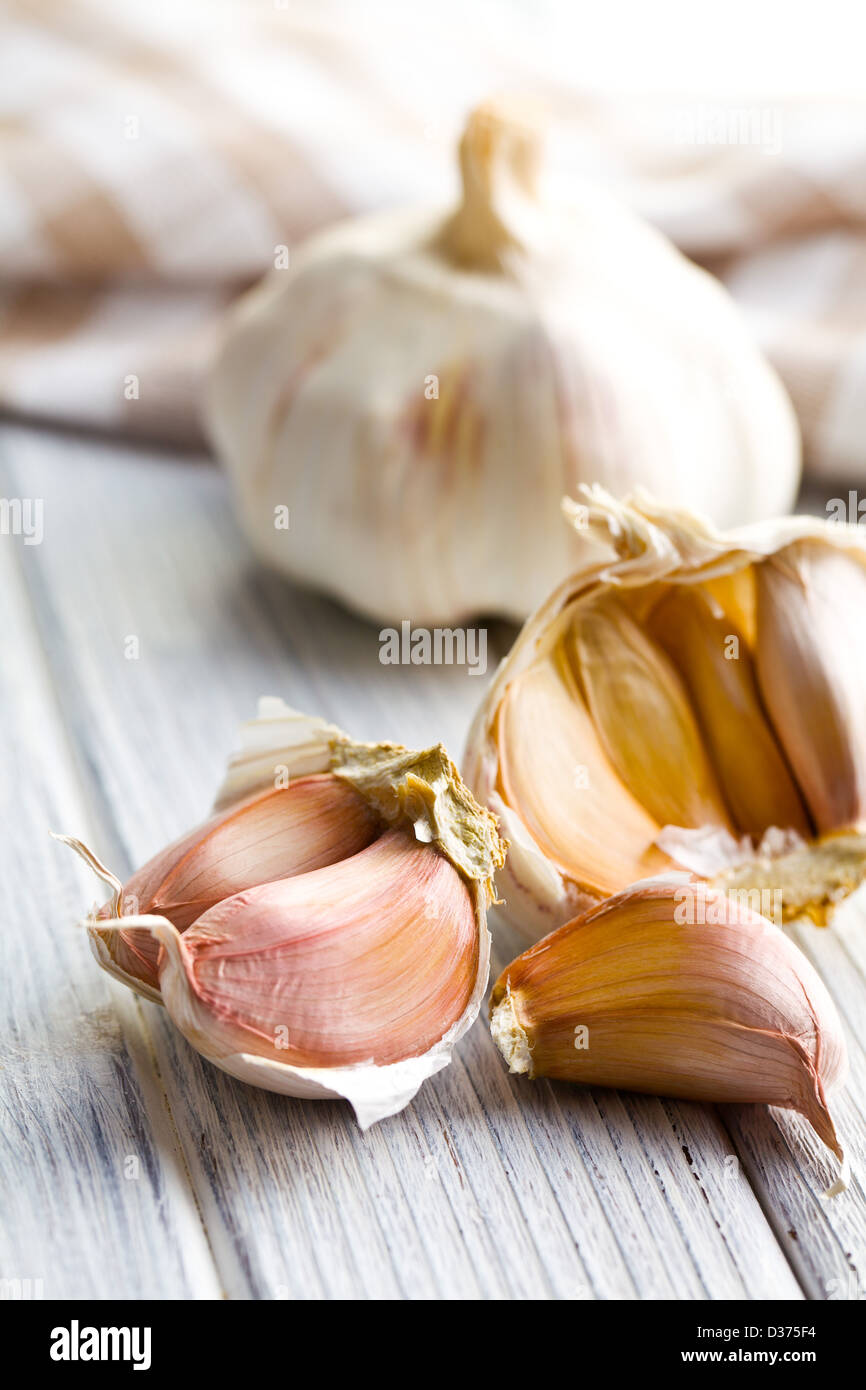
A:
207 103 800 625
58 701 504 1128
464 486 866 943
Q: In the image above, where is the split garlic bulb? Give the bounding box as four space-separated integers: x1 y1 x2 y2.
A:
491 879 848 1174
58 701 504 1128
207 103 800 625
464 487 866 943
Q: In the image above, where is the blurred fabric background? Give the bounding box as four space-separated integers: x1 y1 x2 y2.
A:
1 0 864 478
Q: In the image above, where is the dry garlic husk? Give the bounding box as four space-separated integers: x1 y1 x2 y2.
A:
465 486 866 942
58 701 504 1128
490 880 848 1177
206 102 799 625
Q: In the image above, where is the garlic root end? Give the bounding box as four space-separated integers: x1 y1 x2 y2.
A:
490 990 533 1076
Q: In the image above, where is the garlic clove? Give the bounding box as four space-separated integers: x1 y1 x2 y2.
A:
155 829 477 1070
571 594 734 833
208 101 800 627
495 652 668 898
647 585 811 839
95 775 379 996
59 702 505 1127
124 775 378 927
490 880 848 1164
465 486 866 940
755 541 866 834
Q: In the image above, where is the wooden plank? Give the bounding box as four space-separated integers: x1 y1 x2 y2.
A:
0 514 220 1300
2 421 839 1299
484 919 801 1299
739 902 866 1301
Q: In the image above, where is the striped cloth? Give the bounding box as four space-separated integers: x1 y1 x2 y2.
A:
1 0 865 479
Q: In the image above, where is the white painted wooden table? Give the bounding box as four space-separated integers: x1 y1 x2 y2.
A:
2 422 865 1301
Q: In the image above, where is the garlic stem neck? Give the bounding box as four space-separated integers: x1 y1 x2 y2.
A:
439 102 544 274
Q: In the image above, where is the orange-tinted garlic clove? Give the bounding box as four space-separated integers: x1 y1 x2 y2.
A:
648 585 811 840
570 594 733 833
755 542 866 834
495 652 668 899
491 881 848 1163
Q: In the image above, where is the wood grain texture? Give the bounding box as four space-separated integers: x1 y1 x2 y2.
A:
0 525 220 1300
0 422 862 1300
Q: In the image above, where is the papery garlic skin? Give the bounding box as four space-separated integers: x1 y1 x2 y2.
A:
206 103 799 626
60 702 504 1128
465 487 866 942
490 881 848 1164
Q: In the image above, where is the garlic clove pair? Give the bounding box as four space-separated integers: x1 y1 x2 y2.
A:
59 703 504 1127
490 880 848 1180
465 487 866 939
155 829 477 1071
